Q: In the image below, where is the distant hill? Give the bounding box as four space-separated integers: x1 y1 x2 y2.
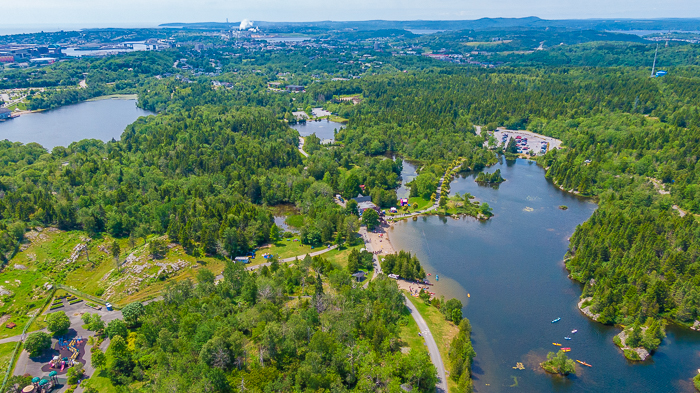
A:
160 17 700 33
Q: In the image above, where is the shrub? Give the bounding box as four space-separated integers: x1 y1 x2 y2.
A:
24 332 52 357
46 311 71 336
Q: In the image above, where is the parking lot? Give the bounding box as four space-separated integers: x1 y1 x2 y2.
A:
493 128 562 156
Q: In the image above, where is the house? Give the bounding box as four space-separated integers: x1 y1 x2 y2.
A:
351 271 366 282
286 85 304 92
234 256 251 263
0 108 12 120
353 194 372 204
353 193 380 215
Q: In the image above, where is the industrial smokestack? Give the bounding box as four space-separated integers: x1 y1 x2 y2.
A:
239 19 254 30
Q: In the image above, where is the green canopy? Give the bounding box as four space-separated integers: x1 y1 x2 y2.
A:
39 379 48 385
31 377 39 383
48 371 57 377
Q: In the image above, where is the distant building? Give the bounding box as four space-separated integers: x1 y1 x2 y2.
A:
353 194 380 215
286 85 304 92
351 271 366 282
0 108 12 120
29 57 56 65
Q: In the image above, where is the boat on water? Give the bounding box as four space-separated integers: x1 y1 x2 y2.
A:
576 360 592 367
552 343 562 346
571 329 578 334
564 336 572 340
552 317 561 323
561 347 571 352
436 275 439 281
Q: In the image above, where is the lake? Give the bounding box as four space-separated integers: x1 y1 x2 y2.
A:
291 120 344 143
389 158 700 392
0 99 154 151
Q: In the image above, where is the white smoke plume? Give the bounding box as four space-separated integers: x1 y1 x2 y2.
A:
239 19 254 30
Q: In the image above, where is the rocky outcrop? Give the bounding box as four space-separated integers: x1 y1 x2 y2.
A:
577 297 600 321
615 329 650 361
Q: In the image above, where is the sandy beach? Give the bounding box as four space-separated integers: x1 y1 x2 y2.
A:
364 221 449 300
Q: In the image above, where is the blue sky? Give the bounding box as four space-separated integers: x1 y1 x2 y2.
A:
2 0 699 28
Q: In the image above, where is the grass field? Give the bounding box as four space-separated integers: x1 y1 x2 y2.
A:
404 293 459 392
0 342 19 375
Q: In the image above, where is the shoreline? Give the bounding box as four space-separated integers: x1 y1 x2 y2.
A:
86 94 138 102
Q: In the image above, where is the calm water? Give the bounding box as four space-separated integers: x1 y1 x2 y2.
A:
0 99 153 150
291 120 343 143
397 160 419 199
390 158 700 392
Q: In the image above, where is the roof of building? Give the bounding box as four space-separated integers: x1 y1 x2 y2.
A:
353 193 372 203
351 271 366 278
0 108 11 114
357 201 377 211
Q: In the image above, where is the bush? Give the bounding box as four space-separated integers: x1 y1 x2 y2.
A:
95 288 105 297
46 311 71 336
106 319 128 339
66 363 84 384
25 332 52 357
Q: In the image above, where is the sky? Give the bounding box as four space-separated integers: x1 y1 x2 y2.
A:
1 0 700 30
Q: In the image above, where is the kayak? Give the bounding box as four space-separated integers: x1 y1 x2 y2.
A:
564 336 572 340
561 347 571 352
576 360 592 367
571 329 578 334
552 318 561 323
552 343 562 346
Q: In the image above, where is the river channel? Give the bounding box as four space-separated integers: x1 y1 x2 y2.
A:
0 98 154 150
389 158 700 392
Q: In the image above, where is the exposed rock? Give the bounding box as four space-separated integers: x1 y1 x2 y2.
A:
0 286 13 296
692 320 700 331
577 297 600 321
616 329 650 361
13 264 26 270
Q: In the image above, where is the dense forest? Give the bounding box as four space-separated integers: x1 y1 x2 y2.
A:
96 263 441 392
3 25 700 390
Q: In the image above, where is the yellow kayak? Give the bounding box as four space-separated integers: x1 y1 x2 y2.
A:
552 343 562 346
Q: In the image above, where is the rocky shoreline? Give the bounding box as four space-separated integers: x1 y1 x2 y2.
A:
577 297 600 321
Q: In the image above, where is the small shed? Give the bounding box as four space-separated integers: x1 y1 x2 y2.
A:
351 271 366 282
5 322 16 329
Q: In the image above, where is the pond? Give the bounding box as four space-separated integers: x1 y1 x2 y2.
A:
0 98 154 151
396 160 419 199
389 158 700 392
290 120 344 143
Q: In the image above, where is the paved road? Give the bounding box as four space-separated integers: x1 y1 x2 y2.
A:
403 294 447 393
298 137 309 157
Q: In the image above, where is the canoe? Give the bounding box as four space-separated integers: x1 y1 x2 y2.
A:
564 336 572 340
576 360 592 367
552 318 561 323
561 347 571 352
571 329 578 334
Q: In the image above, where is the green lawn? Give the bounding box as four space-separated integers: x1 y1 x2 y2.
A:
0 342 19 375
81 369 119 393
398 312 424 354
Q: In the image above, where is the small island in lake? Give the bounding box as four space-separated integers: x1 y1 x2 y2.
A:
613 321 664 361
475 169 505 185
540 351 576 376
